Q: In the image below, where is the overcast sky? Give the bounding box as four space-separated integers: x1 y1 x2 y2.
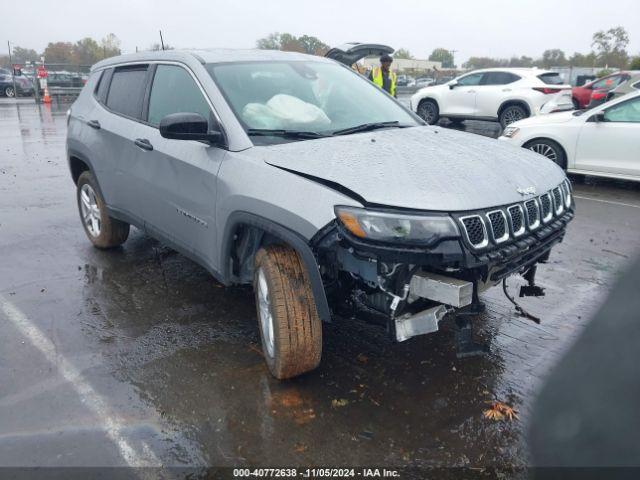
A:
5 0 640 63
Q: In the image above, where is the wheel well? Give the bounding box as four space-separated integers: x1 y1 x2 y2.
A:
498 100 530 118
418 97 438 108
522 137 568 169
229 224 284 284
69 156 90 184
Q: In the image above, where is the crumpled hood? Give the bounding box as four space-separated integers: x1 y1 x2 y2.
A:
253 126 566 211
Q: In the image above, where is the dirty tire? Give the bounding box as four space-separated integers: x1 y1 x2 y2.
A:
76 171 129 248
417 99 439 125
254 245 322 380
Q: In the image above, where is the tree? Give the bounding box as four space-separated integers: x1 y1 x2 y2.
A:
630 56 640 70
393 48 413 60
12 47 39 64
147 43 173 51
568 51 597 67
256 32 282 50
508 56 534 67
73 37 101 65
428 48 454 68
541 49 568 68
43 42 75 64
100 33 122 59
297 35 329 55
592 26 630 68
256 32 329 56
463 56 507 69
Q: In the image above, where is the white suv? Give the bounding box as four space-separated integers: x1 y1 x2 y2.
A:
410 68 573 128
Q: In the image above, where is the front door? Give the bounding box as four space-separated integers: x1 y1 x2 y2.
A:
575 96 640 177
443 72 483 117
135 63 226 266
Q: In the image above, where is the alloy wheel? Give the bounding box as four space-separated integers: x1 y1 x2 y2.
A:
502 107 525 126
80 183 101 237
419 103 437 124
5 87 15 98
257 268 275 358
528 143 558 162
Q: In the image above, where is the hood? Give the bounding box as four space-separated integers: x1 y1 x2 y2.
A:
513 110 579 127
252 126 566 212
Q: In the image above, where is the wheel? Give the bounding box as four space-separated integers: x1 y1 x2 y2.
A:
417 99 440 125
524 139 567 169
4 86 15 98
499 104 528 128
253 244 322 379
76 171 130 248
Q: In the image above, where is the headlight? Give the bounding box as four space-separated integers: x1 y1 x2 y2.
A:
502 126 519 138
335 206 459 246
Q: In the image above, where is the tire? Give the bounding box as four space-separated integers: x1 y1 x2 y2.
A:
523 139 567 169
499 104 528 128
76 171 130 248
5 86 15 98
253 244 322 380
417 99 440 125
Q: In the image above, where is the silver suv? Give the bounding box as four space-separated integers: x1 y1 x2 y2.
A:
67 48 574 379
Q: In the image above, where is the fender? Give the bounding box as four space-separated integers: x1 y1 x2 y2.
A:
221 211 332 323
66 145 107 202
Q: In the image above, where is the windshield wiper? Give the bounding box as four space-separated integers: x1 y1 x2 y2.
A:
246 128 328 139
330 121 409 136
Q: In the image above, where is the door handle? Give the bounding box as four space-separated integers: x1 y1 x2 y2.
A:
467 90 476 93
134 138 153 151
87 119 101 129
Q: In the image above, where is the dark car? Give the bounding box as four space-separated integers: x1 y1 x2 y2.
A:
0 68 35 97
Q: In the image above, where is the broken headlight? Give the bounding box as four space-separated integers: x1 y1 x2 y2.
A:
335 206 460 246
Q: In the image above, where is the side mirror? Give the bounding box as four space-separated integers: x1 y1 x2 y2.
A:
449 82 458 90
588 111 606 123
159 112 223 144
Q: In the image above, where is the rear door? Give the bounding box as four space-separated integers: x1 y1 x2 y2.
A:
94 64 150 223
135 63 226 265
443 72 483 116
474 71 521 117
575 95 640 177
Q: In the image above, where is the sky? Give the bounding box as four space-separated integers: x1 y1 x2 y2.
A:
4 0 640 64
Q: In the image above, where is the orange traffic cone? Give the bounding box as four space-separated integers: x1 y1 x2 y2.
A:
43 85 51 104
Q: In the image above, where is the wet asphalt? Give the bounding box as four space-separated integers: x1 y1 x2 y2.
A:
1 97 639 474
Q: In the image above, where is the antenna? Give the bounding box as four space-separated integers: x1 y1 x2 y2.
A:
159 30 165 51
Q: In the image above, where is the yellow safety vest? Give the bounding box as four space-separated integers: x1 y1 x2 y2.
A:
371 67 397 96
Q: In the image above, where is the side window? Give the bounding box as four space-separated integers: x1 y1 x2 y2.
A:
456 73 484 86
592 75 623 90
147 65 211 127
105 65 148 119
632 81 640 90
94 69 112 103
603 97 640 123
482 72 520 85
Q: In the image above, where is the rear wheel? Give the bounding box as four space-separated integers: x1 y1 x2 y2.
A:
253 244 322 380
499 104 528 128
417 99 440 125
76 171 130 248
524 139 567 169
4 86 15 98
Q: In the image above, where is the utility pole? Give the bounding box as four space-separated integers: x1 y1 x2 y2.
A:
7 41 18 100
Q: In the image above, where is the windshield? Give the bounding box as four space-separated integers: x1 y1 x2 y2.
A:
206 61 420 144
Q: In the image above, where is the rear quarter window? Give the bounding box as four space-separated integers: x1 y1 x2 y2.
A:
105 65 148 119
537 73 564 85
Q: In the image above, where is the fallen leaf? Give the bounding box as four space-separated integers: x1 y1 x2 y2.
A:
331 398 349 408
483 401 518 421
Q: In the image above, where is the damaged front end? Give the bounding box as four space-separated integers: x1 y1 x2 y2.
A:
311 180 575 349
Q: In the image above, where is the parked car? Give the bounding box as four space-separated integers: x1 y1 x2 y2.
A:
571 71 639 109
67 48 574 379
46 71 85 88
605 73 640 102
410 68 573 127
499 91 640 182
415 77 434 88
0 68 35 97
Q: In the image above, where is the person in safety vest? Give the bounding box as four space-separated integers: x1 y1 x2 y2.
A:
368 54 397 97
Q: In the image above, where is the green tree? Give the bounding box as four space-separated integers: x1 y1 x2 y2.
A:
297 35 329 55
463 56 507 69
508 56 534 67
568 51 597 67
592 26 629 68
73 37 101 65
541 49 568 67
256 32 282 50
393 48 413 60
12 47 39 64
43 42 75 64
256 32 328 55
630 56 640 70
100 33 122 59
428 48 454 68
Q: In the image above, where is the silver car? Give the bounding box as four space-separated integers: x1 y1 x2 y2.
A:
66 49 574 379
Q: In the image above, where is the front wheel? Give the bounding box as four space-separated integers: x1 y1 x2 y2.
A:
4 86 15 98
417 99 440 125
499 105 528 128
253 244 322 379
524 139 567 169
